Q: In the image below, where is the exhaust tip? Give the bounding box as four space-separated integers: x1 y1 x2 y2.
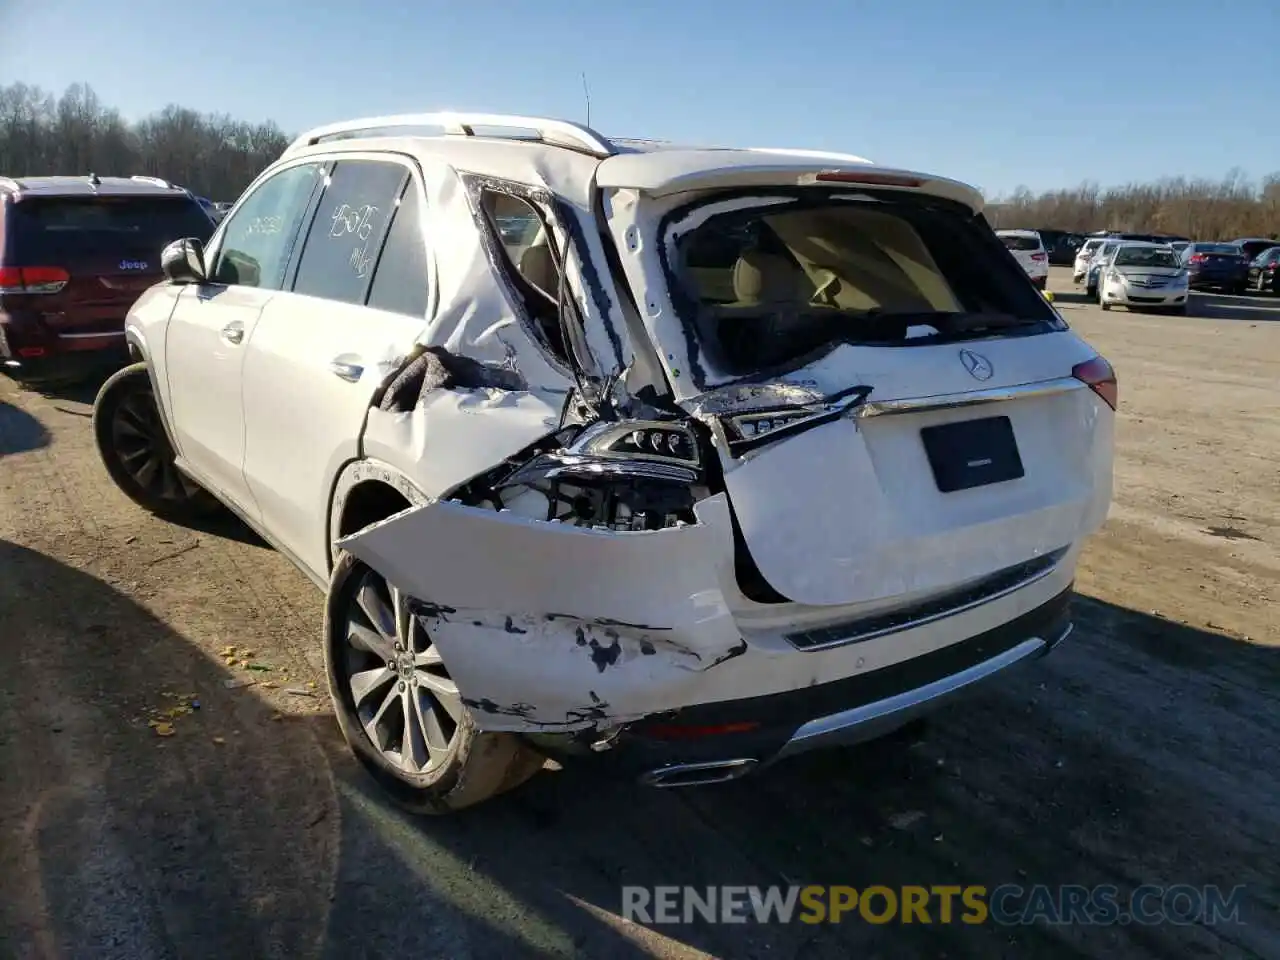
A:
638 758 758 788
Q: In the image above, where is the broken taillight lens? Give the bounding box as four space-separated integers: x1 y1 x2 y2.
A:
1072 355 1118 411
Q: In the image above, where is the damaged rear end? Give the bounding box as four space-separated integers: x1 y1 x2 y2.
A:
340 152 1114 782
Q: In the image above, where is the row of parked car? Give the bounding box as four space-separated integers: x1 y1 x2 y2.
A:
1074 234 1280 297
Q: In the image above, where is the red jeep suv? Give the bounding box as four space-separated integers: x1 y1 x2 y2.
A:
0 175 214 381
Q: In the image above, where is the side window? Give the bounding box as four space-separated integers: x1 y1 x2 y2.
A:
366 185 429 317
478 190 569 362
212 163 324 289
291 159 407 306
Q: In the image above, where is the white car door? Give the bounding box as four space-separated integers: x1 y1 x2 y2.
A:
164 160 326 515
240 157 431 579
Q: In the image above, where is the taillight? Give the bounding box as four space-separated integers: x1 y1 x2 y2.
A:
1072 355 1118 411
1031 252 1047 261
1267 263 1279 271
813 171 924 187
1188 254 1207 264
0 266 70 295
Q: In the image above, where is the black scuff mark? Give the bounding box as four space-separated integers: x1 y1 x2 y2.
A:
639 639 656 656
705 639 748 670
593 615 673 632
574 626 587 647
408 599 457 620
503 616 529 634
462 698 536 719
587 637 622 673
565 696 612 723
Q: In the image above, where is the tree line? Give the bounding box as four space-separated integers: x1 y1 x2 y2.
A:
0 82 290 202
986 171 1280 240
3 82 1280 241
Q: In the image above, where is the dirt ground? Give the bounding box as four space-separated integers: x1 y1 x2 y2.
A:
1 265 1277 960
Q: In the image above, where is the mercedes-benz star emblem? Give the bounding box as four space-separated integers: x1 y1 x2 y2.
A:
959 349 994 381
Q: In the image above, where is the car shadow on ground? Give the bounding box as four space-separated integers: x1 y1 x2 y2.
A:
323 595 1280 959
1188 291 1280 321
0 399 51 456
3 541 1277 959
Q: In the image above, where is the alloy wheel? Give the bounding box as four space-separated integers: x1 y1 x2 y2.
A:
110 386 203 503
342 569 462 774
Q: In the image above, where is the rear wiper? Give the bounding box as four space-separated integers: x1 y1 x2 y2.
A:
869 310 1033 333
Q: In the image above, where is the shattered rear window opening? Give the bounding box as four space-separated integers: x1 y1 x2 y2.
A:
665 192 1060 376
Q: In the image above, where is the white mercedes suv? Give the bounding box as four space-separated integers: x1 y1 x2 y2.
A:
92 113 1116 812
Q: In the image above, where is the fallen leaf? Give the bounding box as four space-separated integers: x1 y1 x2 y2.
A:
212 736 226 745
154 722 175 737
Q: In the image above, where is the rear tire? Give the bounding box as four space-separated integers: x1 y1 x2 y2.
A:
324 550 545 814
92 362 220 521
1100 301 1111 311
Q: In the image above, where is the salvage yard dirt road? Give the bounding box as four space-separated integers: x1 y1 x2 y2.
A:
1 266 1277 959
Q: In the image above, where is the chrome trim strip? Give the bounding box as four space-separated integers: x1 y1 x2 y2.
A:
57 331 126 339
787 548 1067 652
773 627 1068 762
638 758 758 788
852 377 1085 419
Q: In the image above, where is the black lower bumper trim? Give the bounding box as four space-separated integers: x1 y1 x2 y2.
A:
529 587 1074 779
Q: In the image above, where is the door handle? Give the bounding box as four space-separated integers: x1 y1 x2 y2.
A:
329 358 364 382
221 321 244 345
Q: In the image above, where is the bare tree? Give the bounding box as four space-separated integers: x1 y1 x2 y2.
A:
0 82 289 201
988 170 1280 240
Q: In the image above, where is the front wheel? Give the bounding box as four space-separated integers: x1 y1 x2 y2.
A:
324 551 545 814
92 362 220 520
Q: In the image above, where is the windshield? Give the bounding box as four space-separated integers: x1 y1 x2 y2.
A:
1192 243 1239 255
10 196 214 261
1081 239 1104 254
999 234 1041 251
1113 246 1179 268
667 193 1061 374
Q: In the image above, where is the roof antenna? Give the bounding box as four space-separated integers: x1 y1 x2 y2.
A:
581 72 591 128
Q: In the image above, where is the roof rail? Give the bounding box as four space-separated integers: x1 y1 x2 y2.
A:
130 175 177 189
286 112 617 157
746 147 873 165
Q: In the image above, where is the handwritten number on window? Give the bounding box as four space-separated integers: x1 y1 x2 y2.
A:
329 203 380 277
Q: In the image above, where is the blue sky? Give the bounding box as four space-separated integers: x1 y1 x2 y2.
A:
2 0 1276 197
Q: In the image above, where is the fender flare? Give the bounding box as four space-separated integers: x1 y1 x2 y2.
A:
327 458 430 572
123 327 181 452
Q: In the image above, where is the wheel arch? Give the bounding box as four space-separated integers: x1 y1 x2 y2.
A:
327 459 430 574
118 332 181 453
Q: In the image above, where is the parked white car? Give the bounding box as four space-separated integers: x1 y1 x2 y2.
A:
996 229 1049 289
1073 237 1108 283
1098 242 1189 314
92 112 1116 812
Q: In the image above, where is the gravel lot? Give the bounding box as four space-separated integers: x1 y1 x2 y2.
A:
1 266 1277 959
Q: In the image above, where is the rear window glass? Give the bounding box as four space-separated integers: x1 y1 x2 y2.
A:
669 193 1060 375
9 197 213 261
999 234 1041 251
1113 247 1179 268
1192 243 1239 255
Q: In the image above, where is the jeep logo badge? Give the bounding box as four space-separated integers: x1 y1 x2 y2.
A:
119 259 148 271
959 349 994 381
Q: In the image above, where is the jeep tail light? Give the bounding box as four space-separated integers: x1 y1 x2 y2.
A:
0 266 70 295
1031 252 1047 261
1188 254 1207 264
1072 355 1118 411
